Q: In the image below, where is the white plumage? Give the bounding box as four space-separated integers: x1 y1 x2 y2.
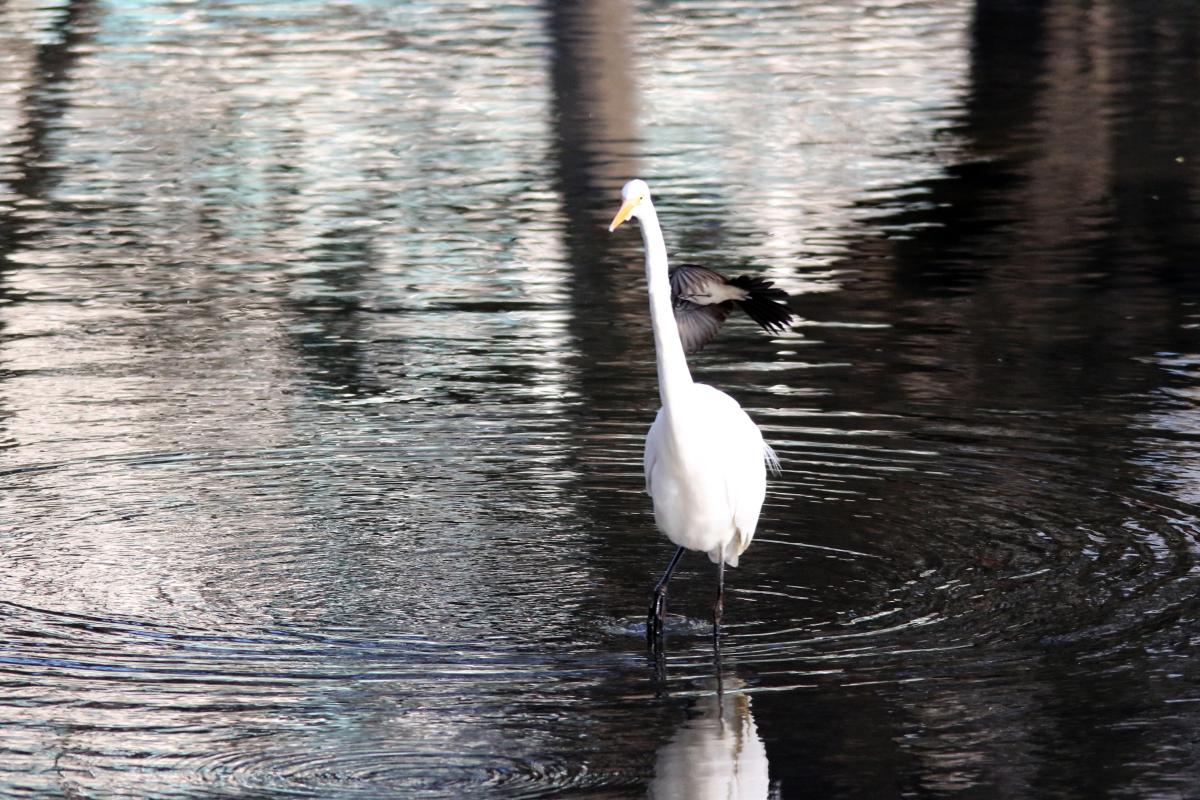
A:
609 178 778 649
644 383 767 567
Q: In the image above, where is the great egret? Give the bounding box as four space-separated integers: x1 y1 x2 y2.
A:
609 178 779 650
669 264 792 354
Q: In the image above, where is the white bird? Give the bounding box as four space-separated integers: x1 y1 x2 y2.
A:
609 178 779 650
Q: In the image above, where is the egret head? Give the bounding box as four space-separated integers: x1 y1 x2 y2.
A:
609 178 652 232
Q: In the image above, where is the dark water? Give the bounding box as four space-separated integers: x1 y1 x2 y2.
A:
3 0 1200 797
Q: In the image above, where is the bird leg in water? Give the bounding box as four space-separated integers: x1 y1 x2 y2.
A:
714 557 725 643
648 546 686 650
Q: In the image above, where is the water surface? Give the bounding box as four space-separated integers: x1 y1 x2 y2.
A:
3 0 1200 797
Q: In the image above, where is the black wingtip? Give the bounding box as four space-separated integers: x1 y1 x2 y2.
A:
728 275 793 333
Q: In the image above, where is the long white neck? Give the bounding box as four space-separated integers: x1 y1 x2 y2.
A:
638 202 694 413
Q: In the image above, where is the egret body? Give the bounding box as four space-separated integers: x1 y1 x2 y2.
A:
609 179 778 649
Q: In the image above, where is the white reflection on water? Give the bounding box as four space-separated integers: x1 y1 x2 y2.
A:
650 682 770 800
635 0 970 278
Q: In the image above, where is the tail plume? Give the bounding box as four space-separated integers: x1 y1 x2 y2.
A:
764 443 782 476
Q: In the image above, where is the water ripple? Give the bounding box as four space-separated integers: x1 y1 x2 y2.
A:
5 0 1200 795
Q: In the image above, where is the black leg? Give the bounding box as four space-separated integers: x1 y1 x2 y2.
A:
712 569 725 710
713 557 725 643
651 646 668 692
648 546 685 651
713 632 724 706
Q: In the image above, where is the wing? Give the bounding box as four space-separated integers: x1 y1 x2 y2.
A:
669 264 737 305
669 265 741 354
672 298 730 354
724 408 769 565
727 275 793 332
644 408 665 494
669 265 791 352
690 384 771 567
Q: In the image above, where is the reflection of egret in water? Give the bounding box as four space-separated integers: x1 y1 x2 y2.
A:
650 681 772 800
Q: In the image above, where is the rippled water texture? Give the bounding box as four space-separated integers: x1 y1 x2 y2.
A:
3 0 1200 797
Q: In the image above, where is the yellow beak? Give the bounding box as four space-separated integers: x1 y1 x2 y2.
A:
608 196 640 232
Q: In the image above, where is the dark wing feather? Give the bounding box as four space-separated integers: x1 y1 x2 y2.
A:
669 264 732 306
669 265 740 353
727 275 793 332
668 264 792 352
672 296 731 354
